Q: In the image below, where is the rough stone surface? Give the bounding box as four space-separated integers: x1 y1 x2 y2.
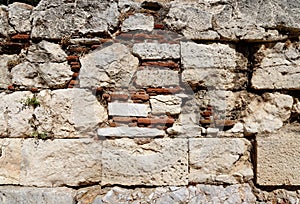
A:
0 139 22 184
31 0 120 39
252 42 300 90
256 124 300 186
135 68 179 87
97 127 165 138
20 138 102 187
133 43 180 60
189 138 253 184
0 187 75 204
0 91 34 137
80 43 139 88
243 92 293 134
0 6 9 37
166 0 300 41
121 13 154 32
150 95 182 115
102 138 188 186
181 42 247 89
0 54 18 88
108 102 149 117
8 2 33 34
35 89 107 138
79 184 256 204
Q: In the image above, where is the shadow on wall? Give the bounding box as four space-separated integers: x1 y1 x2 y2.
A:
0 0 40 6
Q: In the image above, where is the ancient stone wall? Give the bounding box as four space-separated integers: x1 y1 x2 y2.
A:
0 0 300 203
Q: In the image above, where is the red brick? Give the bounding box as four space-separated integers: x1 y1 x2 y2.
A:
109 122 117 127
200 119 213 125
30 87 39 92
111 93 129 101
69 80 79 86
215 120 235 127
11 34 30 40
113 117 137 123
137 118 152 125
91 44 101 50
201 111 213 117
72 72 79 79
100 39 114 44
137 117 175 125
154 24 164 29
131 93 150 101
67 55 79 62
69 46 89 53
71 65 81 72
141 61 179 69
146 87 182 94
102 93 110 100
7 85 14 90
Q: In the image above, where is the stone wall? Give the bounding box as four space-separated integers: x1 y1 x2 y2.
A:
0 0 300 203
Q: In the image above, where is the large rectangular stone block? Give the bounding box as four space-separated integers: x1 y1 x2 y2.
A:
189 138 253 184
133 43 180 60
0 139 22 184
97 127 165 138
256 125 300 185
0 187 75 204
20 138 102 187
102 138 188 186
108 102 149 117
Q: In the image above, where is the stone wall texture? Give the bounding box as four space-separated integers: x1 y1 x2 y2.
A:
0 0 300 203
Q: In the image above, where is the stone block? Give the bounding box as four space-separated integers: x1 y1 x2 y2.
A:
20 138 102 187
108 102 149 117
0 54 18 89
189 138 253 184
133 43 180 60
8 2 32 34
97 127 165 138
256 124 300 185
121 13 154 32
102 138 188 186
150 95 182 115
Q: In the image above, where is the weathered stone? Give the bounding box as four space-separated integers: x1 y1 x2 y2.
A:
0 54 19 89
0 187 75 204
80 43 139 88
166 0 299 41
121 13 154 32
102 138 188 186
97 127 165 138
150 95 182 115
11 62 73 89
252 42 300 90
31 0 119 39
133 43 180 60
34 89 107 138
26 41 67 63
20 138 102 187
0 139 22 184
243 92 293 134
0 91 34 137
255 187 300 204
135 68 179 87
0 6 9 37
256 124 300 186
8 2 33 34
189 138 253 184
108 102 149 117
181 42 247 89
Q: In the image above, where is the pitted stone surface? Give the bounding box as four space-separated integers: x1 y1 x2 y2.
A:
243 92 293 134
97 127 165 138
150 95 182 115
0 54 18 89
102 138 188 186
256 124 300 186
34 89 107 138
108 102 149 117
133 43 180 60
20 138 102 187
0 6 9 37
0 187 75 204
0 139 22 184
121 13 154 32
0 91 34 137
8 2 33 34
31 0 119 39
252 42 300 90
189 138 253 184
135 68 180 87
80 43 139 88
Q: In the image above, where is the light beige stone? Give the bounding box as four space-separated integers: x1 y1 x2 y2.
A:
150 95 182 115
0 139 22 184
256 124 300 185
35 89 107 138
0 186 75 204
243 92 293 134
80 43 139 88
0 54 19 89
133 43 180 60
102 138 188 186
121 13 154 32
20 138 102 187
189 138 253 184
8 2 32 34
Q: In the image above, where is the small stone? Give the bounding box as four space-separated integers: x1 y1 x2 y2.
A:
121 13 154 32
133 43 180 60
108 103 149 117
150 95 182 115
